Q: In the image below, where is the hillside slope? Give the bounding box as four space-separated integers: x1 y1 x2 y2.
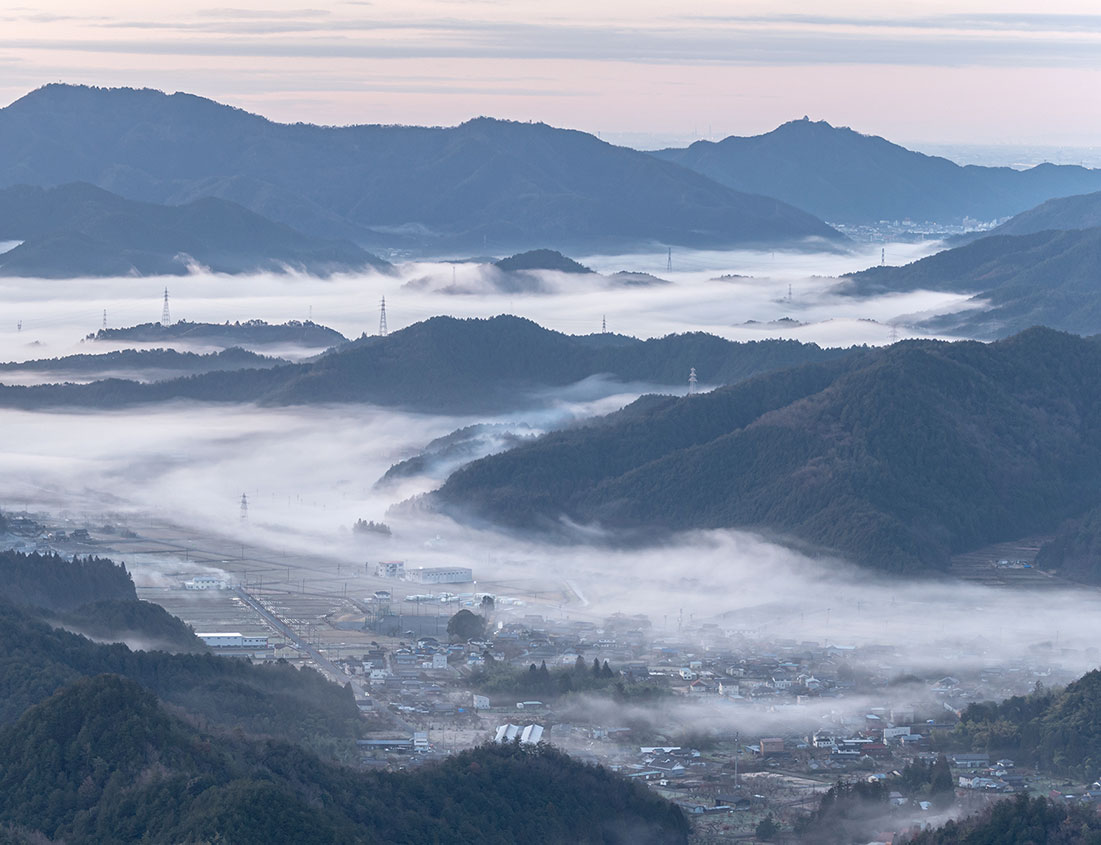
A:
0 183 388 277
982 189 1101 237
843 227 1101 338
436 328 1101 573
0 674 687 845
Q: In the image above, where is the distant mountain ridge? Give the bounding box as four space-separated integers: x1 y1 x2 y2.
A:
652 118 1101 225
0 315 853 414
0 183 389 277
435 328 1101 574
0 84 844 254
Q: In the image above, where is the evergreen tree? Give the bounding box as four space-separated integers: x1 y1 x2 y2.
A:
755 813 779 841
930 753 955 809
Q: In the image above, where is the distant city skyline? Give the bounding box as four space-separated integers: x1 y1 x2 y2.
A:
2 1 1100 150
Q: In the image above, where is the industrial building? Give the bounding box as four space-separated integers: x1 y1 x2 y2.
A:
408 566 473 585
197 632 269 650
184 575 227 590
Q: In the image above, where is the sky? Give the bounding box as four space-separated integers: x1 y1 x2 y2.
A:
1 1 1100 149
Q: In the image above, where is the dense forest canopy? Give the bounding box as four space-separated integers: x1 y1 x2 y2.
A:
437 327 1101 574
0 675 688 845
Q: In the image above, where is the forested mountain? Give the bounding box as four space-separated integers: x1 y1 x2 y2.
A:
651 117 1101 224
494 249 592 273
53 599 207 653
0 315 854 414
907 794 1101 844
0 675 688 845
842 227 1101 338
0 84 842 254
0 183 388 277
378 423 536 485
979 189 1101 238
436 328 1101 573
0 548 361 752
91 319 347 349
0 347 282 381
0 599 363 752
0 550 135 611
953 670 1101 781
1036 506 1101 583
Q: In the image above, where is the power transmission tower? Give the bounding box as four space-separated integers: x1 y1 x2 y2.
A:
161 287 171 325
666 247 672 272
688 367 697 395
602 315 607 334
379 296 388 337
240 493 248 522
102 309 107 329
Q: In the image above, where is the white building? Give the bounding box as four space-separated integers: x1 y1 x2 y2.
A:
374 561 405 578
197 632 268 650
494 724 544 745
408 566 473 585
184 575 226 590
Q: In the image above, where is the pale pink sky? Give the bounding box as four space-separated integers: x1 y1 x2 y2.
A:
1 1 1100 147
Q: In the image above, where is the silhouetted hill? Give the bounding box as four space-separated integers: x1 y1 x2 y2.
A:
91 319 347 349
494 249 591 273
0 183 388 277
843 228 1101 338
0 315 854 413
0 347 282 380
0 85 843 253
652 118 1101 224
982 189 1101 237
0 674 687 845
405 251 669 294
436 328 1101 573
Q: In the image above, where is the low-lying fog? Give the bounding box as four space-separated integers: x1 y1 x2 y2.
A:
0 240 970 366
3 241 1084 737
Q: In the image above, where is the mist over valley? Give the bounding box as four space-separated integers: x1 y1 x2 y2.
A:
3 64 1101 844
